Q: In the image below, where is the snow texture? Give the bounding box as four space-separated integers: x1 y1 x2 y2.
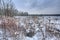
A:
0 16 60 40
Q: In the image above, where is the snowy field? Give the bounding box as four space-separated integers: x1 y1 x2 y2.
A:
0 16 60 40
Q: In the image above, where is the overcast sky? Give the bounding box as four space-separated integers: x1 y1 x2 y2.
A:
13 0 60 14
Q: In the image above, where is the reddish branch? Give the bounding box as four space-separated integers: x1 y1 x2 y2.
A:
0 16 20 36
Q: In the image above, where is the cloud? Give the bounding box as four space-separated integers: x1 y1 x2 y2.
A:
25 0 60 10
13 0 60 14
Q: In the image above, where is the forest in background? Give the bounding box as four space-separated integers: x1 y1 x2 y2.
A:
0 0 28 17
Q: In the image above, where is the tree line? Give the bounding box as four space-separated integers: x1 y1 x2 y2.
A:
0 0 28 17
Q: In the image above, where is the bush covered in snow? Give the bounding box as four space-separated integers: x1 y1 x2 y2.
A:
0 16 60 40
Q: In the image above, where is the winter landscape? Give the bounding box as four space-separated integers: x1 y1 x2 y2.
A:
0 16 60 40
0 0 60 40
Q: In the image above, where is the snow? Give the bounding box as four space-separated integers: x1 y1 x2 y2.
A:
0 16 60 40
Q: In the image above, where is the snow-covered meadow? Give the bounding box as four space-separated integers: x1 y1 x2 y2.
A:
0 16 60 40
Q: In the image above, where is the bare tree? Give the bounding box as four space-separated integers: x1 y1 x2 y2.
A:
1 0 15 17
